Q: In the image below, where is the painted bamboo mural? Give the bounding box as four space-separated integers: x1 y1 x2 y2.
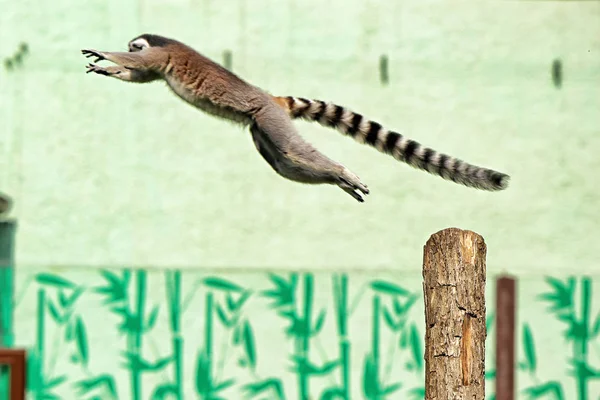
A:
326 273 350 400
296 274 314 400
5 269 600 399
533 276 600 400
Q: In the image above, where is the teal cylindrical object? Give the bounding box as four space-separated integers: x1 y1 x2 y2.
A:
0 220 16 400
0 220 16 347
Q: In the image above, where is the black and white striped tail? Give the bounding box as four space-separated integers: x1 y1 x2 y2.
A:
281 96 509 191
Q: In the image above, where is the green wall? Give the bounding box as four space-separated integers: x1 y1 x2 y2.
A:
0 0 598 273
1 0 600 399
5 268 600 399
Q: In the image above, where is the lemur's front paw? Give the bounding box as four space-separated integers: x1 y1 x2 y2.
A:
85 63 110 75
81 49 105 63
338 168 369 203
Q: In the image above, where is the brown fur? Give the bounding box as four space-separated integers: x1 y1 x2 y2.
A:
82 34 369 202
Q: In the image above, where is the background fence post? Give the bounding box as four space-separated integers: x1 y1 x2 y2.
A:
495 276 516 400
423 227 487 399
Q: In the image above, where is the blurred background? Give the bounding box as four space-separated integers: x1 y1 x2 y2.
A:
0 0 599 399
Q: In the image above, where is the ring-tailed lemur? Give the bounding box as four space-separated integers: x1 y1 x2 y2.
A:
82 34 509 202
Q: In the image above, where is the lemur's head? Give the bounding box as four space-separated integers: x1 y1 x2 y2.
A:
127 34 175 52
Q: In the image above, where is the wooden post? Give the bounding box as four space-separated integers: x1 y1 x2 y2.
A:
423 228 487 399
0 348 26 400
495 276 516 400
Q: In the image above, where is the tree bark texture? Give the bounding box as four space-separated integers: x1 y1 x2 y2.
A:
423 228 487 399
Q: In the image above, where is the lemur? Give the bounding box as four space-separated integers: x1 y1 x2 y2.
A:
82 34 509 202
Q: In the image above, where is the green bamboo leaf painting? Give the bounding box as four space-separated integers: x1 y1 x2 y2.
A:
100 270 125 287
150 383 178 399
59 287 84 308
486 312 495 331
289 355 339 377
35 273 76 289
211 378 235 394
216 304 233 327
393 298 403 315
409 323 423 370
44 375 67 390
243 320 257 370
518 361 529 372
74 374 118 398
233 324 242 345
523 380 565 400
556 311 575 326
145 305 160 332
370 281 410 297
149 356 173 371
312 309 326 336
235 290 252 310
315 360 340 376
261 273 297 308
380 382 402 396
393 295 417 316
95 270 129 305
522 323 536 373
226 294 236 311
566 358 597 380
289 355 315 375
285 315 306 338
383 306 397 330
242 378 285 400
121 351 173 372
203 277 244 292
591 312 600 338
538 277 574 312
408 387 425 400
75 316 89 367
269 273 293 291
120 351 145 370
47 299 64 324
319 387 345 400
58 290 69 308
227 290 252 312
110 305 129 317
564 319 586 341
399 327 409 349
549 277 575 297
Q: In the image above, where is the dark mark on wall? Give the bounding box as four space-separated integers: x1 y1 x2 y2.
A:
379 54 389 86
3 42 29 71
551 58 563 89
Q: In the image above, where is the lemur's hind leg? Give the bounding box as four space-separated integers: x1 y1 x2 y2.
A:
85 64 160 83
250 115 369 202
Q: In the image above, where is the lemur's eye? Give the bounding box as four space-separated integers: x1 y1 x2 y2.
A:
129 42 145 52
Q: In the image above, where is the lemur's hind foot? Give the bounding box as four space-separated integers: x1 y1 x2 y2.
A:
337 168 369 202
